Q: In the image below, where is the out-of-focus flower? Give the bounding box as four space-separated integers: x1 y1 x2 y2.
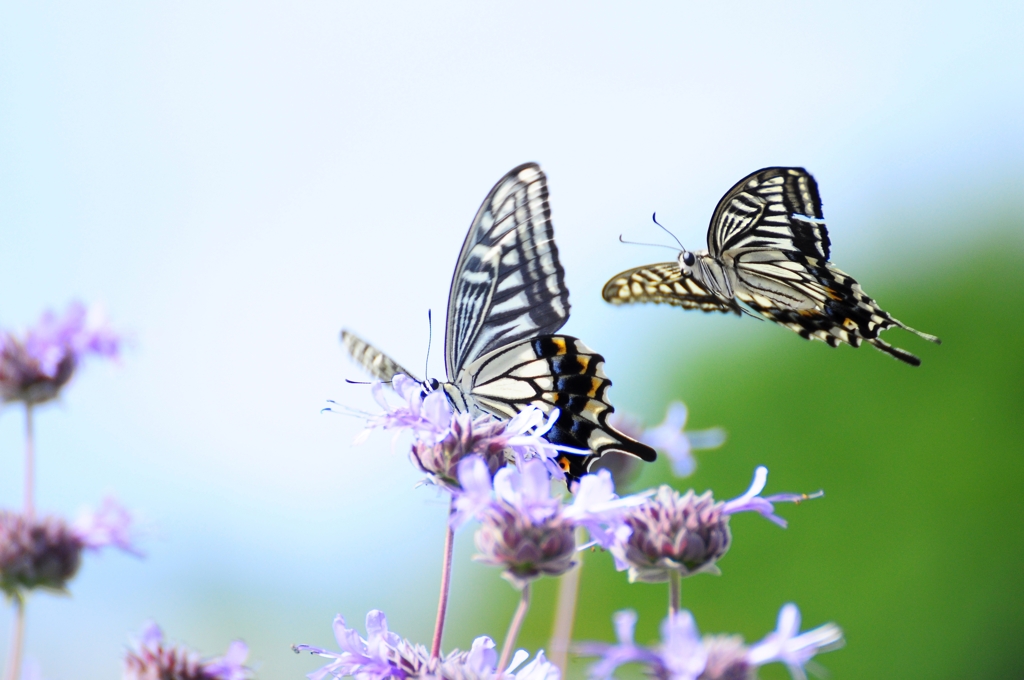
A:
295 611 559 680
578 605 842 680
603 403 725 484
0 499 140 596
745 604 843 680
639 403 725 478
72 496 142 555
608 468 819 582
452 457 644 588
123 622 252 680
357 375 580 488
0 301 120 405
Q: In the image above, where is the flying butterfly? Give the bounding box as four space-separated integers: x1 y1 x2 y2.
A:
602 167 940 366
343 163 655 481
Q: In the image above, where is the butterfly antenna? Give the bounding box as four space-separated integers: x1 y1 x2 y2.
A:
652 213 686 252
617 234 680 252
424 309 432 381
344 378 375 385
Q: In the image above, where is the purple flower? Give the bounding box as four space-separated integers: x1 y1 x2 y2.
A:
295 610 559 680
639 403 725 478
721 467 823 528
0 301 120 404
357 374 580 489
579 606 841 680
575 611 658 679
0 500 139 596
452 457 643 588
746 604 843 680
356 375 454 447
71 496 142 555
123 622 251 680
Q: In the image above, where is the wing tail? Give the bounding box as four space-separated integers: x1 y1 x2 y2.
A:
868 335 922 367
341 330 418 383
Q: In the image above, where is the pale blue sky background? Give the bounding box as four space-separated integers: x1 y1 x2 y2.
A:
0 2 1022 677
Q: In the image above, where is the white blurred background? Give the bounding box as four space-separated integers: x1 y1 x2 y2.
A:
0 2 1021 677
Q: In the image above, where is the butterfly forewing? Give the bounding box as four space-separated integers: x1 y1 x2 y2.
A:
341 330 418 383
602 262 742 314
457 335 656 480
444 163 570 379
707 167 829 260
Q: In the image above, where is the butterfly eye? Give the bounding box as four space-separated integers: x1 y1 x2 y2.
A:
682 251 696 267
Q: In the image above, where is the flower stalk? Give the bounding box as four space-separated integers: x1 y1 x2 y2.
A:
548 529 585 675
498 582 531 677
669 570 681 616
430 500 457 660
3 594 25 680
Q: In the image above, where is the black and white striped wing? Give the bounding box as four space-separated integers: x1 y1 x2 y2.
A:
602 262 742 314
708 167 939 365
444 163 570 379
341 330 418 382
707 167 829 261
457 335 656 482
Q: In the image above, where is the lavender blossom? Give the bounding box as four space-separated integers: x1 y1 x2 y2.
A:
294 610 559 680
356 375 577 488
609 468 818 582
639 403 725 478
579 605 842 680
0 499 138 596
721 467 823 529
602 403 725 484
452 457 643 588
0 301 120 404
123 622 251 680
746 604 844 680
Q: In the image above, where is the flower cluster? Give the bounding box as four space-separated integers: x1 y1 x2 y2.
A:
123 622 251 680
608 467 821 582
0 498 139 597
578 604 843 680
451 456 645 588
0 301 120 404
295 610 559 680
357 375 580 488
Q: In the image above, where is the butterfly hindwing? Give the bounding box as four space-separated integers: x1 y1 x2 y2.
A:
457 334 656 481
341 330 417 383
602 262 742 314
445 163 570 378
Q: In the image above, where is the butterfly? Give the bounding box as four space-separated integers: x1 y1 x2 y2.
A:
343 163 655 481
602 167 940 366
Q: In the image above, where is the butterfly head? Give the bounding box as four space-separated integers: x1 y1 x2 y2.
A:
677 249 697 275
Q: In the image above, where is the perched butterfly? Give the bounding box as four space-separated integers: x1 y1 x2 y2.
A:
343 163 655 481
602 167 940 366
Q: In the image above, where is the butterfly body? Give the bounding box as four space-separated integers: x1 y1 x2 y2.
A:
603 167 940 366
344 163 655 481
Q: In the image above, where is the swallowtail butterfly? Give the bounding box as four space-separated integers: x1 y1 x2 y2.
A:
343 163 655 481
602 167 940 366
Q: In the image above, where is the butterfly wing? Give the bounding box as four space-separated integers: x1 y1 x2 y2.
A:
341 330 418 382
456 334 656 482
707 167 939 364
602 262 742 314
707 167 829 260
445 163 570 380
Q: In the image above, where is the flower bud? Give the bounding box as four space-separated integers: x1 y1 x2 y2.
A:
411 413 509 491
611 485 731 582
124 623 250 680
0 512 83 595
699 636 753 680
474 504 576 589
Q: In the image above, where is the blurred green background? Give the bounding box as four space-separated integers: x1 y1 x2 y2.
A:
446 221 1024 679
